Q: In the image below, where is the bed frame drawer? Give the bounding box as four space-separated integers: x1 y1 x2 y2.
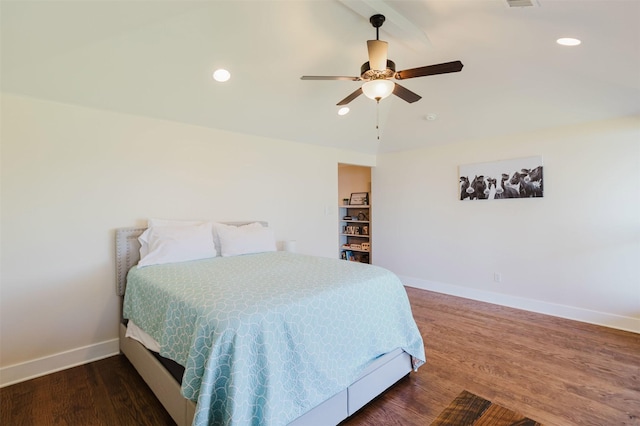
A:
347 350 412 415
287 389 347 426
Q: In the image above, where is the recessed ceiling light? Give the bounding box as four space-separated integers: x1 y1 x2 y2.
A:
213 69 231 82
338 107 350 116
556 37 581 47
423 113 437 121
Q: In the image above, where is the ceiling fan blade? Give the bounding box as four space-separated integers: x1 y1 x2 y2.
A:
301 76 361 81
367 40 388 71
337 88 363 106
393 83 422 103
395 60 464 80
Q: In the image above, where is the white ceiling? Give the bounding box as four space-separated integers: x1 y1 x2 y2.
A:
2 0 639 155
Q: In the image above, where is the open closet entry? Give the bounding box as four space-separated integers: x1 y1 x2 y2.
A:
338 164 372 264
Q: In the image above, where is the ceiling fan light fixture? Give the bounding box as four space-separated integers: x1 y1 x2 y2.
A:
362 79 395 101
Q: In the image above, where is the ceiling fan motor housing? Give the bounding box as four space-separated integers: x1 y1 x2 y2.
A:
361 60 396 80
370 14 386 29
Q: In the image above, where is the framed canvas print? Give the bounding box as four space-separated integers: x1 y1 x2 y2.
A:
349 192 369 205
459 156 543 201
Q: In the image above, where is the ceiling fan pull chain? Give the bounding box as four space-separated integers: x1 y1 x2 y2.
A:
376 100 380 140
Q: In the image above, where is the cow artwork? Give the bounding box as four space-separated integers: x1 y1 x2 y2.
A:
459 156 543 201
460 176 471 200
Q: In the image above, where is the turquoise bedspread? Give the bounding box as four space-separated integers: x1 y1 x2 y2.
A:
123 252 425 426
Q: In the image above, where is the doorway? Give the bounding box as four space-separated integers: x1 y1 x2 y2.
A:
338 164 372 263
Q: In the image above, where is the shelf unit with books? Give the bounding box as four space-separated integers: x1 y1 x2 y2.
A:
339 204 371 264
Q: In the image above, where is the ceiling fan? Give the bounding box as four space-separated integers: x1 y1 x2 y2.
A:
301 14 463 106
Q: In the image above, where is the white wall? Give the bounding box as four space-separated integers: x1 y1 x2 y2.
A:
2 93 637 387
373 116 640 333
0 94 375 385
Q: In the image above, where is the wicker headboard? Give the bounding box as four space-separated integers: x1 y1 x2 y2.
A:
115 221 267 296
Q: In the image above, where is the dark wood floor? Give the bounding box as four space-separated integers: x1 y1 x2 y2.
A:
2 288 639 425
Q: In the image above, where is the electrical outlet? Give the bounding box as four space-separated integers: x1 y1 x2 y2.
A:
494 273 502 283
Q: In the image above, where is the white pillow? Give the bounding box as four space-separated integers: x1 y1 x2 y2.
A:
212 222 261 254
139 218 209 258
215 222 276 257
137 223 217 268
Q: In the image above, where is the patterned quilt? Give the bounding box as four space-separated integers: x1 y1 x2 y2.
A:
123 252 425 426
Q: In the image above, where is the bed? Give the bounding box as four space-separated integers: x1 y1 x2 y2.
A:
116 222 425 426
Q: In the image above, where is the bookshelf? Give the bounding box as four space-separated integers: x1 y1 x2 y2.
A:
339 204 370 264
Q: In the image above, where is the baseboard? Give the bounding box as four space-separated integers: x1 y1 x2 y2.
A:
2 281 636 388
0 338 120 388
401 275 640 334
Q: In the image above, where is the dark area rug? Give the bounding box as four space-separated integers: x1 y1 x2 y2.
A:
431 390 543 426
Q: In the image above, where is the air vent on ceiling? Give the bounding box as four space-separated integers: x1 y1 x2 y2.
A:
505 0 540 7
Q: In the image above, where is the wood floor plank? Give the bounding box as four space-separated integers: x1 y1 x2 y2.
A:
2 288 638 426
1 355 175 426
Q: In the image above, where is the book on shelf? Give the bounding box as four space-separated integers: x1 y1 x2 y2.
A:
340 250 355 261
